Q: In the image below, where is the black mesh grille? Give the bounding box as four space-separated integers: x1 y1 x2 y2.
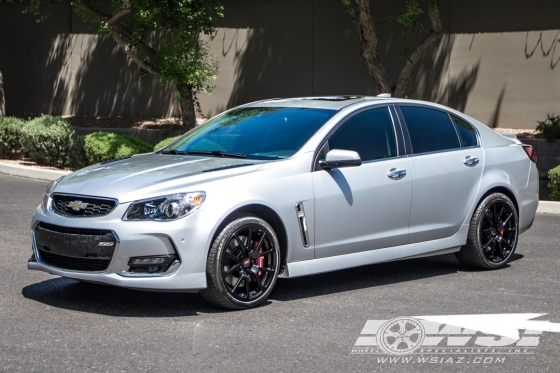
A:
39 250 110 271
51 194 117 217
38 222 112 236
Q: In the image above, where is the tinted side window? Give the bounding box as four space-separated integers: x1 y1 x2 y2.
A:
450 115 478 147
400 107 460 154
328 108 397 162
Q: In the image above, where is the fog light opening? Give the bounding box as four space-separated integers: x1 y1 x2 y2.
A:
127 255 178 274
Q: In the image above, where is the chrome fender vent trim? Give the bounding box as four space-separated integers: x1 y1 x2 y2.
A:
295 202 310 248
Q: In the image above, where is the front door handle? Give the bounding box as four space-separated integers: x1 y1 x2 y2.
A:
463 156 479 167
387 168 407 180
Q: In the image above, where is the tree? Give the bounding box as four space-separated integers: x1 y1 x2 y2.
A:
342 0 443 98
21 0 223 130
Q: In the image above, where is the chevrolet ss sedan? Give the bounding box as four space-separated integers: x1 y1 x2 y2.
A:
29 96 539 309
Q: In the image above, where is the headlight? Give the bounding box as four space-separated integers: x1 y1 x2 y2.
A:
40 176 64 212
123 192 205 221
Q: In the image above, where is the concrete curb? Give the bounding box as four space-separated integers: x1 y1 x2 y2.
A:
536 201 560 215
1 161 559 215
0 162 70 181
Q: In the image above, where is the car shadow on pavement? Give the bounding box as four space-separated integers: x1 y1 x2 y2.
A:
269 253 524 302
21 277 221 317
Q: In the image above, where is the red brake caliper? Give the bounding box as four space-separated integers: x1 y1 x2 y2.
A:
251 240 264 280
498 219 504 237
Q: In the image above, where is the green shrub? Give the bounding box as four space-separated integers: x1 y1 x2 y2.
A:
20 115 81 168
71 135 88 169
154 135 180 151
549 165 560 201
83 132 153 164
536 114 560 143
0 116 25 159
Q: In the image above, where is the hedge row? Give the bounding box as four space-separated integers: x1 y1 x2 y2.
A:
549 165 560 201
0 115 156 169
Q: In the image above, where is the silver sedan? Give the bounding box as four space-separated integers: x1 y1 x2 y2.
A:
28 96 539 309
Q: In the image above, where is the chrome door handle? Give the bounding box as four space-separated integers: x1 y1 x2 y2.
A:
463 156 479 167
387 168 407 180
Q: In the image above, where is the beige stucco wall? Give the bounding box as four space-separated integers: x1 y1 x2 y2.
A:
1 0 559 129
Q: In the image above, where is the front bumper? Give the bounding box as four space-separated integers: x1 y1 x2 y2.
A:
28 202 216 291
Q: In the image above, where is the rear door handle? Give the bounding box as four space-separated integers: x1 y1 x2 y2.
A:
463 156 479 167
387 168 407 180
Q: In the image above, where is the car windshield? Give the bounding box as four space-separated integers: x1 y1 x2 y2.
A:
166 107 336 160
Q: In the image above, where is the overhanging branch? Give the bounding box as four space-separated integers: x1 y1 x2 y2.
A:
394 0 444 97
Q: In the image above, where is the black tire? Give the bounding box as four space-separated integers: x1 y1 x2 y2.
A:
200 213 281 310
456 193 519 270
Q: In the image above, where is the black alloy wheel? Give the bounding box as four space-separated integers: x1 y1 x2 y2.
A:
200 214 280 309
456 193 519 270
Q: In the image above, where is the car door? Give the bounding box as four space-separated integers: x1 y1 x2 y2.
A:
396 105 484 244
312 106 413 259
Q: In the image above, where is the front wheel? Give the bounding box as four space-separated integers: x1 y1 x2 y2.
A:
200 214 281 310
456 193 519 270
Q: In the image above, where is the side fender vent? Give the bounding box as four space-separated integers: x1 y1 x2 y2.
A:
295 202 310 248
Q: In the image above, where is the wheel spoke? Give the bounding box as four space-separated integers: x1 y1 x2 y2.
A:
260 249 274 256
483 211 494 226
259 266 275 274
224 264 240 275
501 213 513 226
387 337 402 348
225 252 241 263
497 204 505 221
482 237 494 250
243 276 250 298
401 337 415 349
231 276 243 293
385 330 401 338
233 233 247 255
247 228 253 251
256 233 266 251
405 326 421 337
252 272 264 291
492 204 498 223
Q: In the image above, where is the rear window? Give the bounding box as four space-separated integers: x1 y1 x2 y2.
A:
400 106 460 154
450 115 478 147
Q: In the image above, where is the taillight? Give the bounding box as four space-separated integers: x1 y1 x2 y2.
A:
522 145 537 164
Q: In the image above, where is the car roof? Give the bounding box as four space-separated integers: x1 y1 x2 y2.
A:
244 96 389 110
243 96 516 148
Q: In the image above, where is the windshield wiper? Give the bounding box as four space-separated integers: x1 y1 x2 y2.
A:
187 150 246 158
160 150 186 155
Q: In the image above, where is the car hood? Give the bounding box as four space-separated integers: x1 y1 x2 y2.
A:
53 154 267 202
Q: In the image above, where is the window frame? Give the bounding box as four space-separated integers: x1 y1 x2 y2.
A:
312 105 404 171
395 104 480 157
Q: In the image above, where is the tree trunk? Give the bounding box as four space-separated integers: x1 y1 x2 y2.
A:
177 83 197 131
0 71 5 115
347 0 444 98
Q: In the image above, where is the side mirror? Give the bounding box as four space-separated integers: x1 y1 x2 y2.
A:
319 149 362 169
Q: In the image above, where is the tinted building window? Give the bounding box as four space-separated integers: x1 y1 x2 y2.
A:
328 108 397 162
450 115 478 147
400 106 460 154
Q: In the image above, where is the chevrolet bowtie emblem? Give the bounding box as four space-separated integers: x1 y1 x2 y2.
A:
67 200 88 211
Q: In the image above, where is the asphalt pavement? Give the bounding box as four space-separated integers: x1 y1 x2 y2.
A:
1 173 560 373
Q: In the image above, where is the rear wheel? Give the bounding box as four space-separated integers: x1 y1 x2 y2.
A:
456 193 518 270
200 214 280 310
